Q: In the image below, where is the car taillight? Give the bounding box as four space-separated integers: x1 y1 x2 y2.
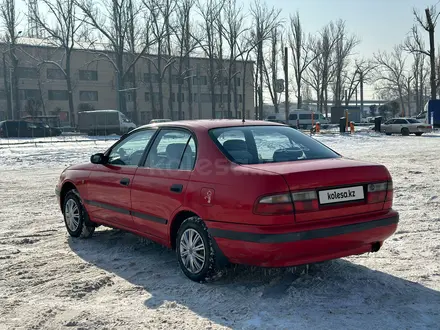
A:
368 181 393 208
291 190 319 213
253 193 294 215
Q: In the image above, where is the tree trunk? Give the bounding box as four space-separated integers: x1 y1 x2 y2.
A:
131 67 138 124
168 59 173 120
177 58 184 120
11 55 19 120
66 54 75 125
148 59 157 119
426 8 437 100
3 54 12 120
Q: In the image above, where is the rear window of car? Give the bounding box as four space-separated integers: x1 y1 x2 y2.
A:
209 125 340 164
407 119 420 123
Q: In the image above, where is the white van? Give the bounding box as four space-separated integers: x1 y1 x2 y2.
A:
78 110 137 135
287 109 329 129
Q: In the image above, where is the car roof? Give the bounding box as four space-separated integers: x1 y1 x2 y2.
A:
135 119 285 132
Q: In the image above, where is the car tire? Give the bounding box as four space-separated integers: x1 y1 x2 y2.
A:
176 216 218 282
63 189 95 239
401 127 410 136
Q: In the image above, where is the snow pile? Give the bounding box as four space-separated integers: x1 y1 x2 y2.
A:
0 133 439 329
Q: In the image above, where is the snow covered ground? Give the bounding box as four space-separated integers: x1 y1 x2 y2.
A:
0 132 439 329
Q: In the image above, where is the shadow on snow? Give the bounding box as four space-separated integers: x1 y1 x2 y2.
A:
68 228 440 329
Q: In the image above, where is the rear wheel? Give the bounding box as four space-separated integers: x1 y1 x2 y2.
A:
176 216 218 282
63 189 95 238
401 127 410 136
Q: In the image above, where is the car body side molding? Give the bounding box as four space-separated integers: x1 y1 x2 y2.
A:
207 216 399 244
84 199 168 225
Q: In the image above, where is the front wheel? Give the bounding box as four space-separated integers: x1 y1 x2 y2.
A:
415 132 423 136
63 190 95 238
176 217 218 282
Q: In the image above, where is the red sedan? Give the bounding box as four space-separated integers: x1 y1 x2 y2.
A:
55 120 398 282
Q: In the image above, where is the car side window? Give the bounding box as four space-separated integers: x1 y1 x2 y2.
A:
144 129 195 170
395 119 407 124
107 129 156 166
384 120 394 125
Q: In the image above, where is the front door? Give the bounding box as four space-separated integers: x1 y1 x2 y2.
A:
85 129 157 229
131 128 196 240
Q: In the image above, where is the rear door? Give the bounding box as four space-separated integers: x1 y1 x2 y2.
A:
393 118 408 133
85 128 157 229
130 128 196 239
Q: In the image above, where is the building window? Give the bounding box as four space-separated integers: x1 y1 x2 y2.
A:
125 91 135 102
47 68 64 80
19 89 40 100
79 91 98 101
238 94 243 103
48 90 69 101
0 89 6 100
17 67 38 79
236 77 241 86
79 70 98 81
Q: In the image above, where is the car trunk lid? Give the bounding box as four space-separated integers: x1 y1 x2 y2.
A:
244 158 392 223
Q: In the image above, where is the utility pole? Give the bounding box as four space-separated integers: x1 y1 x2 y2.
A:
360 70 364 117
284 47 289 123
355 87 358 106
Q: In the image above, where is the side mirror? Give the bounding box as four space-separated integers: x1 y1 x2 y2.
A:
90 153 107 164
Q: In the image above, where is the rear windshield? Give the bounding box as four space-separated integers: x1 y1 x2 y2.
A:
407 119 421 123
209 125 340 164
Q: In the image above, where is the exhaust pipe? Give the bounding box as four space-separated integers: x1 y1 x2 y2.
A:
371 242 381 252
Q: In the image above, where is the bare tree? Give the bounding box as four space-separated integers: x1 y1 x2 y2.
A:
28 0 82 125
262 27 281 113
196 0 224 119
221 0 248 118
374 46 408 116
249 0 282 119
216 13 225 117
405 6 439 99
0 0 21 119
289 11 319 109
125 0 141 124
318 22 338 117
304 35 323 111
332 19 359 107
174 0 198 120
343 59 376 106
76 0 153 116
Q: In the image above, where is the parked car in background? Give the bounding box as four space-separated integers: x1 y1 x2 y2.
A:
149 118 172 124
56 119 398 282
381 118 432 136
287 109 330 129
77 110 136 136
0 120 62 138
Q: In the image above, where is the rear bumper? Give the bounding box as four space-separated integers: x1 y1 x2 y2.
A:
206 210 399 267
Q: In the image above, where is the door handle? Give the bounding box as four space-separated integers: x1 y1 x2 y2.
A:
120 178 130 186
170 184 183 193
